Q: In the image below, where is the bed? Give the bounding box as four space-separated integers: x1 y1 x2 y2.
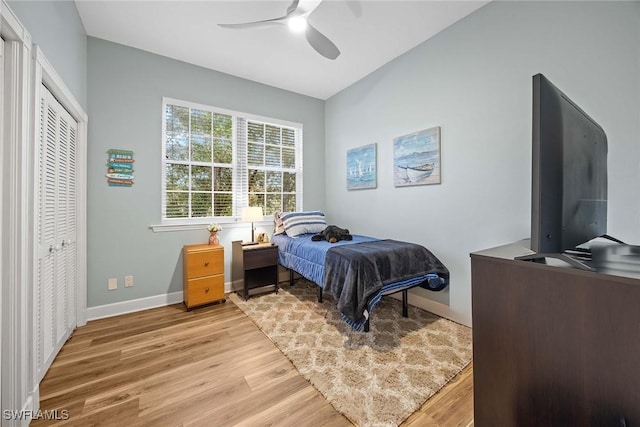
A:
271 225 449 332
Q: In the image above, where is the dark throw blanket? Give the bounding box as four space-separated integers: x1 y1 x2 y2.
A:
323 239 449 329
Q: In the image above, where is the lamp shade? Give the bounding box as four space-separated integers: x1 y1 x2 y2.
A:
241 206 263 222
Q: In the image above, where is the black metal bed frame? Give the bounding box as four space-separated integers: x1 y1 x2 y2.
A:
287 268 410 332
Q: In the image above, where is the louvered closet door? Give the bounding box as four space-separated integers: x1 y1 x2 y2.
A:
36 84 77 382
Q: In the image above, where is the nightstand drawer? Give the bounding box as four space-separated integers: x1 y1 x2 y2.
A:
186 249 223 278
187 275 224 307
244 246 278 270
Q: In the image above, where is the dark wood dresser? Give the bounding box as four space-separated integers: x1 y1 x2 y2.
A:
470 241 640 426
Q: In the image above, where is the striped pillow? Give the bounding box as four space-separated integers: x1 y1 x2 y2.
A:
281 211 327 237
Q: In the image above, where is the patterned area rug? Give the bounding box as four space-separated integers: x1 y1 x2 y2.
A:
228 279 473 427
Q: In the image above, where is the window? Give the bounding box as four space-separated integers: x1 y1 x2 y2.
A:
161 98 303 224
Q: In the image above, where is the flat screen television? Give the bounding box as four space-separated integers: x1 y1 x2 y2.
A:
517 73 618 270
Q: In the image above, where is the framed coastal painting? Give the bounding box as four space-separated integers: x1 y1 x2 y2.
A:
393 126 441 187
346 143 377 190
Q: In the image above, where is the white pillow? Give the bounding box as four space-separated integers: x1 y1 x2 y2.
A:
281 211 327 237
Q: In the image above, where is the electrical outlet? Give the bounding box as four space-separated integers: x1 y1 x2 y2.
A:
125 275 133 287
108 278 118 291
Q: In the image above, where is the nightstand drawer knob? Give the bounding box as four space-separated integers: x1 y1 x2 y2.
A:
204 261 209 266
205 287 210 293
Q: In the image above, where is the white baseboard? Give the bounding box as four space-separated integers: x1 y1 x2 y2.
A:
87 282 237 321
87 291 184 321
84 281 470 327
230 279 243 293
389 291 470 327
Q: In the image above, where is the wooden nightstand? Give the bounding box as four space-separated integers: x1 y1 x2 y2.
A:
183 244 225 310
231 241 279 300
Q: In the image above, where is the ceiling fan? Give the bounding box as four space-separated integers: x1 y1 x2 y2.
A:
218 0 341 60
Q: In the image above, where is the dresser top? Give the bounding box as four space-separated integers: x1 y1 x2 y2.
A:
184 243 223 252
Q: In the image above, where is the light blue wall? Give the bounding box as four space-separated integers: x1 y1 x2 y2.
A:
87 37 325 308
7 0 640 324
325 1 640 326
8 0 87 109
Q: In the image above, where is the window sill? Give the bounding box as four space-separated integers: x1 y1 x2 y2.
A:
149 220 271 233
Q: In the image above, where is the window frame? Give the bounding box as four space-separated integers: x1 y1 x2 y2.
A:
159 97 303 229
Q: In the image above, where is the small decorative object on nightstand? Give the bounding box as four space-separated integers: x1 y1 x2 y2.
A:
208 232 219 245
183 243 225 310
231 240 279 300
206 223 222 245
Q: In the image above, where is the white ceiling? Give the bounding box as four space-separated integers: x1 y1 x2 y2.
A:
75 0 488 100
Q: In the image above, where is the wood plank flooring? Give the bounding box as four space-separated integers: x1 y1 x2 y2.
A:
33 298 473 426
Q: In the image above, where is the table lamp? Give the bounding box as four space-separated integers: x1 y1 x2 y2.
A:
241 206 263 244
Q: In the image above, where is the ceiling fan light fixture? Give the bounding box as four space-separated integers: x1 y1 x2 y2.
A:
218 0 340 60
287 15 307 33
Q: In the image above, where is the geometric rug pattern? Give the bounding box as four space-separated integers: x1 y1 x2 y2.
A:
229 279 472 426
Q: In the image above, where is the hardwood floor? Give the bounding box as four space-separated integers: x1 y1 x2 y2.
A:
34 298 473 426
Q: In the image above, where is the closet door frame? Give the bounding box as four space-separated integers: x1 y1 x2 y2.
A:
1 1 33 422
0 3 87 420
32 45 88 323
30 45 88 402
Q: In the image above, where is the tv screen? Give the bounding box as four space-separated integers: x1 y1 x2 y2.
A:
526 74 608 267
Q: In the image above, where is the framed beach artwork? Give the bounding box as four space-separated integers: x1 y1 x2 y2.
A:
346 143 377 190
393 126 441 187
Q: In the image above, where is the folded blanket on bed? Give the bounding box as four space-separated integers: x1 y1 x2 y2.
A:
323 239 449 328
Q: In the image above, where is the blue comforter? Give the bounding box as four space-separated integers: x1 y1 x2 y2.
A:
271 233 378 285
324 239 449 329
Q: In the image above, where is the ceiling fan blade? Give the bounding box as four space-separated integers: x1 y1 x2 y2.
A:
220 0 307 29
305 22 340 60
295 0 324 16
218 16 286 30
286 0 300 15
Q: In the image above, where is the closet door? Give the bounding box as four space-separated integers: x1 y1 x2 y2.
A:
36 85 77 382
